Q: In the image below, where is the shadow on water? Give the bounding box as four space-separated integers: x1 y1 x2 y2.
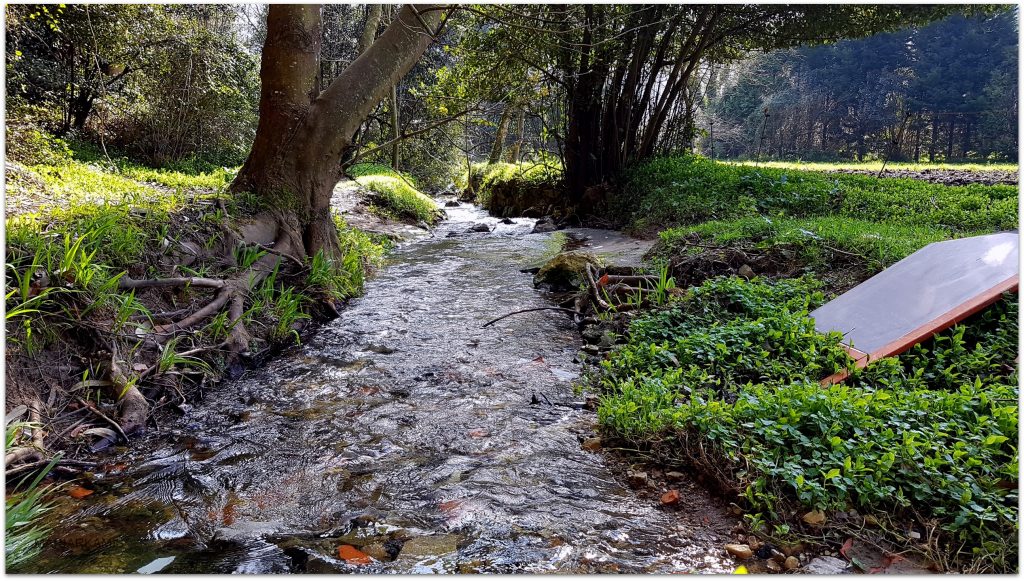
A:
30 204 733 574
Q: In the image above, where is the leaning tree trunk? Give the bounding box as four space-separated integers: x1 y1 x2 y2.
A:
230 4 440 261
488 103 512 165
506 104 526 163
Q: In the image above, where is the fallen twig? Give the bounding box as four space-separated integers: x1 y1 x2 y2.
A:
76 396 129 443
483 307 580 328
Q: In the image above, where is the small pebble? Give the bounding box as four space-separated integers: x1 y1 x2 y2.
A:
725 543 753 560
784 556 800 571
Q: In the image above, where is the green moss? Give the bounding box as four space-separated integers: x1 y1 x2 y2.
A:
349 163 439 224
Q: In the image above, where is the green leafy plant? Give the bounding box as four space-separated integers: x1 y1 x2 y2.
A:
595 276 1018 571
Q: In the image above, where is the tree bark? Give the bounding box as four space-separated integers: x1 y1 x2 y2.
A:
946 114 954 161
356 4 383 55
488 103 512 164
929 113 937 162
506 103 526 162
391 84 400 170
230 4 440 260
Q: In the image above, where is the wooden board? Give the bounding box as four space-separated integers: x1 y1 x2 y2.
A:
812 231 1019 385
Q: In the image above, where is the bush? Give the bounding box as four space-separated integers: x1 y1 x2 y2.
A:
596 276 1018 571
6 124 73 166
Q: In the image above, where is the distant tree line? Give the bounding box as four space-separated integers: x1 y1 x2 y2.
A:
701 10 1018 162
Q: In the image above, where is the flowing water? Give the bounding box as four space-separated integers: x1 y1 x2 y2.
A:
30 204 733 574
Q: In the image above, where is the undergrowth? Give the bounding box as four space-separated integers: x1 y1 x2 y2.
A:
460 158 563 207
657 216 952 272
595 276 1018 572
5 419 61 572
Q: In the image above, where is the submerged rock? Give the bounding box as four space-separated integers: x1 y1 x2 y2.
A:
531 217 558 233
398 534 460 558
533 251 601 291
444 200 460 207
469 223 492 233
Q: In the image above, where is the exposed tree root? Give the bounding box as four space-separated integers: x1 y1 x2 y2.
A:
119 276 226 290
98 216 302 435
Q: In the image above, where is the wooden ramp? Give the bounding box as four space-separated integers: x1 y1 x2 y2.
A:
812 231 1019 385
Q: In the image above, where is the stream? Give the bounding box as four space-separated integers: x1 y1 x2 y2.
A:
29 203 733 574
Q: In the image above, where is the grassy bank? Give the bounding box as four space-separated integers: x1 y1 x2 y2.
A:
616 155 1017 235
729 160 1019 173
5 141 388 456
592 154 1019 572
348 163 440 224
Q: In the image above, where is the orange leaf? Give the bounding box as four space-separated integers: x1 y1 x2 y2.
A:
839 538 853 559
337 544 372 565
67 485 94 499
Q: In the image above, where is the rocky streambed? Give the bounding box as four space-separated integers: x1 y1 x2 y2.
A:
28 202 741 574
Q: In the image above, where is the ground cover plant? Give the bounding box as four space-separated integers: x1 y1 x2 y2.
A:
616 155 1017 236
732 160 1019 173
348 163 441 224
595 276 1019 572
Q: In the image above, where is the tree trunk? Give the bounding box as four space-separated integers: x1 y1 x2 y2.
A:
230 4 440 260
506 103 526 162
488 103 512 164
946 114 954 161
914 125 921 162
391 84 400 170
357 4 383 55
962 116 970 159
929 113 937 162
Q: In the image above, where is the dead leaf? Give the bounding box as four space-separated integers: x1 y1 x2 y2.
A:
337 544 372 565
802 509 826 526
839 538 853 559
67 485 94 499
467 428 489 438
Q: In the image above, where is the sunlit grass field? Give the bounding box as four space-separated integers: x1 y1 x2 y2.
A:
728 160 1018 172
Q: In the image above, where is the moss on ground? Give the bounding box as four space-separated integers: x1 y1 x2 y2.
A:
348 163 440 224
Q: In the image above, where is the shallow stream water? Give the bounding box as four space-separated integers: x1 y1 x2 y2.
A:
30 204 732 574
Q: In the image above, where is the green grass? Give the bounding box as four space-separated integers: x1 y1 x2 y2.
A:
5 420 61 572
596 276 1018 571
730 160 1019 173
617 155 1017 234
120 164 235 191
349 163 439 224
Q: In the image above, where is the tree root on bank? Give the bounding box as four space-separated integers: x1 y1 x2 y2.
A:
102 223 299 435
485 263 664 332
6 214 316 455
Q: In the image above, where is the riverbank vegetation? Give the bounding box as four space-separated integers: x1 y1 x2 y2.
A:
5 2 1018 574
348 163 441 224
585 155 1018 571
